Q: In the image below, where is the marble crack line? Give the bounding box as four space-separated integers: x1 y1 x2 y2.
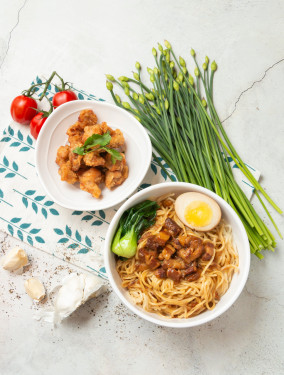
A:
245 286 284 308
222 57 284 123
0 0 28 71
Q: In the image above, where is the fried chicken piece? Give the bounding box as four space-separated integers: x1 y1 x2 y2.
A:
81 122 113 143
66 122 84 140
78 168 103 198
105 152 125 172
109 129 125 151
100 122 113 134
56 145 70 166
82 124 103 143
78 109 98 126
58 161 78 184
69 149 83 172
105 165 129 189
83 152 106 167
68 130 83 148
68 134 83 148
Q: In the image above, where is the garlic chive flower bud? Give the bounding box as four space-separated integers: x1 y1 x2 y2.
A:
152 47 157 56
124 87 130 96
118 76 129 82
179 56 186 67
147 67 153 75
173 81 179 91
205 56 209 64
133 72 140 81
164 40 171 49
202 99 207 107
165 99 169 110
135 61 141 70
158 43 163 52
166 51 170 63
115 94 121 103
153 67 160 75
173 70 177 79
183 82 186 88
169 61 175 69
211 60 217 71
145 93 154 101
163 50 167 56
135 116 141 122
190 48 195 57
105 74 115 82
202 62 208 71
182 67 187 74
150 74 155 83
194 67 199 77
121 81 129 88
155 106 161 115
134 109 139 114
106 81 113 91
139 95 145 104
188 75 194 86
132 92 138 101
122 102 130 109
178 72 184 82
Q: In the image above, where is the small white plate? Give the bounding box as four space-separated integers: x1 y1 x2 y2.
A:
35 100 152 210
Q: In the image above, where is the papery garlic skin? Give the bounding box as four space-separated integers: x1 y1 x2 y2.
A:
53 274 105 324
1 247 28 271
54 274 86 319
25 278 46 301
83 274 104 301
34 273 106 324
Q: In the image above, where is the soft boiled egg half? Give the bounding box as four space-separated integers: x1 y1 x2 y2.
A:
175 192 221 231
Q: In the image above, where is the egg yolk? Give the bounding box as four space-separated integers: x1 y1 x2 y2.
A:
184 201 213 227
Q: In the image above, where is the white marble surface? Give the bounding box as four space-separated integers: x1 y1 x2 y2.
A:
0 1 284 374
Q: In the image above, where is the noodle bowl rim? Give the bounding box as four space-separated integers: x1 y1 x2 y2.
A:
104 182 250 328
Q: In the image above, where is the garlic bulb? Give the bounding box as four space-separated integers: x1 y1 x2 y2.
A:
25 278 46 301
34 273 106 324
1 247 28 272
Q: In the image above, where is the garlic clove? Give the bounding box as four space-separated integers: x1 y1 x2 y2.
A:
1 247 28 271
25 278 46 301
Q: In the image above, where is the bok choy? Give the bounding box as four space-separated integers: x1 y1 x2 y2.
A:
111 200 158 258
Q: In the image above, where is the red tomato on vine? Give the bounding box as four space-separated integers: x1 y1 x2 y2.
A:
30 113 48 139
10 95 38 124
52 90 78 108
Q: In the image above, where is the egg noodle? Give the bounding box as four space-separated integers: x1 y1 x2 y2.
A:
116 194 239 319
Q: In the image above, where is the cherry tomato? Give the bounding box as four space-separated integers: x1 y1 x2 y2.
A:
52 90 78 108
30 113 47 139
10 95 38 124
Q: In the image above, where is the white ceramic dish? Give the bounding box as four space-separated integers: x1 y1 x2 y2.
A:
104 182 250 328
35 100 152 210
